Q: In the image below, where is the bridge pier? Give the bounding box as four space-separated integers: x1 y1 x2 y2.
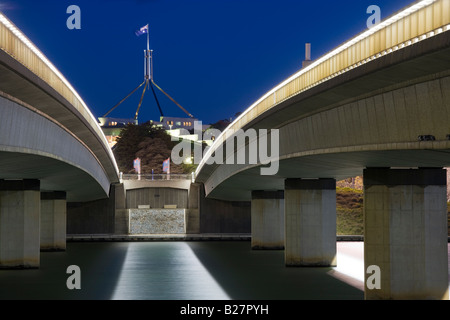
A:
364 168 449 300
251 190 284 250
284 178 336 266
40 191 67 251
0 179 40 268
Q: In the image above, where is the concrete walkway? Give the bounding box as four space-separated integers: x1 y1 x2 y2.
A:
67 234 365 242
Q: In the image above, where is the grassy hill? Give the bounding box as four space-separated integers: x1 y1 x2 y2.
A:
336 187 364 235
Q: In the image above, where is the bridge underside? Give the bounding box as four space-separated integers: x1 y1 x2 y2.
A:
205 148 450 201
0 43 118 203
199 31 450 201
0 151 107 202
0 92 111 202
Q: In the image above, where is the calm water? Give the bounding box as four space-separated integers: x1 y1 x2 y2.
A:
0 241 448 300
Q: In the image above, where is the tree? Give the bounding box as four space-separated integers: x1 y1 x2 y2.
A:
135 137 185 174
113 122 172 173
113 121 198 174
209 119 231 132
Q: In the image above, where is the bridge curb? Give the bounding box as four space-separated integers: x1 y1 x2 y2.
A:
66 234 450 242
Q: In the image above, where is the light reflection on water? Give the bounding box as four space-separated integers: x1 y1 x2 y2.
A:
111 242 230 300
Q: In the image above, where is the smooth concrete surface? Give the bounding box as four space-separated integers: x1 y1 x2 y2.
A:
40 192 67 251
66 234 367 242
0 180 40 268
199 183 251 234
126 187 188 209
67 197 115 235
284 179 336 267
122 179 191 191
113 183 128 235
186 183 200 234
364 168 449 300
67 233 252 241
0 93 111 202
251 190 284 250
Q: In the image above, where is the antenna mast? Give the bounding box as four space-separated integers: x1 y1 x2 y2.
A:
102 23 194 123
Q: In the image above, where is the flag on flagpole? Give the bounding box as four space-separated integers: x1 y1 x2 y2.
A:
133 157 141 174
162 157 170 173
135 24 149 36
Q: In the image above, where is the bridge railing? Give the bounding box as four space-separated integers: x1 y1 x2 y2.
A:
0 14 100 131
197 0 450 175
121 173 194 181
0 12 118 174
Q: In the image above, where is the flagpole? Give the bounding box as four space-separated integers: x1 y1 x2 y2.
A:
168 158 170 180
150 49 154 82
147 24 150 85
147 24 149 52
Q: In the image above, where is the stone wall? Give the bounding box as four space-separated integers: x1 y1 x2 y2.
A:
129 209 185 234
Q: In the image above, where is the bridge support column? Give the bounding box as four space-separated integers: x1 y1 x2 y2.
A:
0 179 40 268
284 179 336 266
364 168 449 300
40 191 67 251
251 190 284 250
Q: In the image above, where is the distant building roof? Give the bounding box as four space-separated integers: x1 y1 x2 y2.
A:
98 117 135 127
160 116 199 130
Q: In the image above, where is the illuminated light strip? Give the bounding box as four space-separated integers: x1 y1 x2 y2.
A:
195 0 442 177
0 13 119 175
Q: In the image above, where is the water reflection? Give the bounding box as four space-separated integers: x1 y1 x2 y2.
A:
0 242 129 299
111 242 229 300
5 241 448 300
0 241 365 300
185 241 363 300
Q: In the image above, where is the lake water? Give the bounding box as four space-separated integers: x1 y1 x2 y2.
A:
0 241 448 301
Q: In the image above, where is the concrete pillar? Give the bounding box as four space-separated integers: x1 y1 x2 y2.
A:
284 179 336 266
0 179 40 268
186 183 201 234
40 191 67 251
113 183 129 234
364 168 449 300
251 190 284 250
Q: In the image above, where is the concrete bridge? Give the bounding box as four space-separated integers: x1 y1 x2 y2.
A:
0 13 119 267
194 0 450 299
1 0 450 301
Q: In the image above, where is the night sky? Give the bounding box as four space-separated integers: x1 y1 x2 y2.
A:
1 0 416 125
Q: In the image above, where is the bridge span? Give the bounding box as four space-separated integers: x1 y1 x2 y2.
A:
0 13 119 267
195 0 450 299
1 0 450 301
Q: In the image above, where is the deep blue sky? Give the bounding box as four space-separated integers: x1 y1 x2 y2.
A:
2 0 416 125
